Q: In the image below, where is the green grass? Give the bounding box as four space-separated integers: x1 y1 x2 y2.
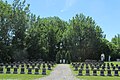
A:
0 74 44 80
0 64 57 80
70 62 120 80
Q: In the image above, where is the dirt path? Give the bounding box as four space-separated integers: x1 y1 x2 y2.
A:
36 64 79 80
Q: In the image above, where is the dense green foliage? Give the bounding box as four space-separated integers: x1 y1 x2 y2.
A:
0 0 119 63
110 34 120 60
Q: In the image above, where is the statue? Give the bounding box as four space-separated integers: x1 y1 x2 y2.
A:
108 55 111 61
101 53 105 61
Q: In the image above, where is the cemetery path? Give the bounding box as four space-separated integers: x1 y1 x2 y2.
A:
36 64 80 80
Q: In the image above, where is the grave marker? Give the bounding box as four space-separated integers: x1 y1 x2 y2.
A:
114 70 119 76
78 69 82 76
86 69 90 76
28 68 32 74
107 70 112 76
6 67 11 74
100 69 104 76
20 68 25 74
13 67 18 74
35 68 39 74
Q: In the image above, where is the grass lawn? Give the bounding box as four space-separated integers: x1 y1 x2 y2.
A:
70 62 120 80
0 64 57 80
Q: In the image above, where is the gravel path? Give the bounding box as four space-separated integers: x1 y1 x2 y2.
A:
36 64 80 80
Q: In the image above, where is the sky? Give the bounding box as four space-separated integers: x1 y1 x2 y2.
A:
7 0 120 41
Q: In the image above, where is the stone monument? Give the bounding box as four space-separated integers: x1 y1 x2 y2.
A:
60 60 62 64
63 59 65 64
108 55 111 61
101 53 105 61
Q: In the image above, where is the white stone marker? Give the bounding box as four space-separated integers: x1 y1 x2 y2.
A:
101 53 105 61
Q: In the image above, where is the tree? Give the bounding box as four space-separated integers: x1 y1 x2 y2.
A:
64 14 104 61
0 0 13 62
56 51 61 63
0 0 117 62
111 34 120 60
65 51 71 64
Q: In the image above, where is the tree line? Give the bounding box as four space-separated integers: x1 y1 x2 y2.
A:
0 0 119 63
